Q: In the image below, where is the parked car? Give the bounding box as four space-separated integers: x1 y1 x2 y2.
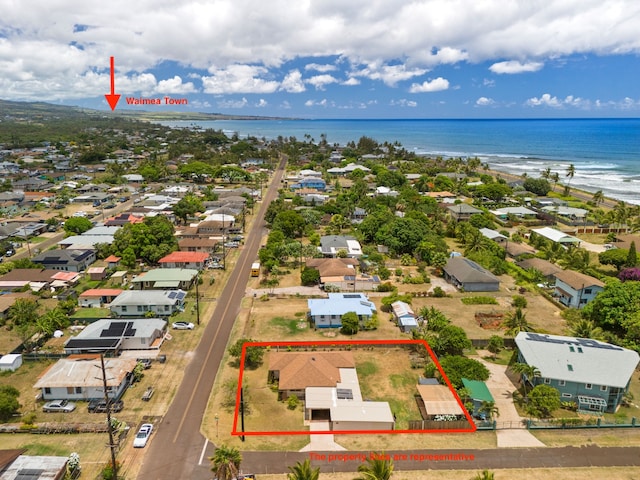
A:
172 321 195 330
43 399 76 413
133 423 153 448
88 399 124 413
4 249 14 257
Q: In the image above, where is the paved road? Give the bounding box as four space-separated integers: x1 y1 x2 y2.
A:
136 157 286 480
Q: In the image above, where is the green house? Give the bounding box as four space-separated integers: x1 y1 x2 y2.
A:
515 332 639 414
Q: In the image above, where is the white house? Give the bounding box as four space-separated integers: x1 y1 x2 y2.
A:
109 290 186 317
34 356 138 401
553 270 605 309
307 293 376 328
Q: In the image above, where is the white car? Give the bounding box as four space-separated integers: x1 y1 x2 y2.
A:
42 399 76 413
133 423 153 448
172 321 195 330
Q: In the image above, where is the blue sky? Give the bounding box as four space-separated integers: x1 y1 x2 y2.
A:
1 0 639 118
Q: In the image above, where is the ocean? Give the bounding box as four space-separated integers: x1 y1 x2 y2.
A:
159 118 640 205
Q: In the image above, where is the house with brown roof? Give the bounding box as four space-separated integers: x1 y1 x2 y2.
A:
0 268 59 291
516 257 562 282
553 270 605 309
158 251 210 270
268 351 356 400
415 384 465 420
104 212 145 226
178 237 218 253
268 350 394 431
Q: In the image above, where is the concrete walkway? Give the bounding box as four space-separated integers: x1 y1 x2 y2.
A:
299 421 346 452
473 354 545 448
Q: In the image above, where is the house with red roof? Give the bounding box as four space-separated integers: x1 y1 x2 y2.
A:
158 251 210 270
79 288 124 308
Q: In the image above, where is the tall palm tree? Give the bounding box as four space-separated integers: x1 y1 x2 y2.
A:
541 167 552 180
354 455 394 480
210 445 242 480
287 459 320 480
568 318 605 340
564 163 576 194
510 362 541 401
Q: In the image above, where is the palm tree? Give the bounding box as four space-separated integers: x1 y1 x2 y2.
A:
592 189 605 207
478 401 500 421
550 171 560 192
541 167 552 180
510 362 541 401
564 163 576 194
354 455 394 480
287 459 320 480
210 445 242 480
472 470 495 480
568 318 604 340
503 308 535 336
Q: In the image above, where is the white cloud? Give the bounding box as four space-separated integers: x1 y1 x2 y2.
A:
155 76 197 94
256 98 268 107
202 65 279 94
305 99 329 107
217 97 249 109
351 62 428 87
306 74 339 90
409 77 449 93
390 99 418 107
305 63 337 72
525 93 590 108
483 78 496 87
476 96 495 106
489 60 544 74
343 77 360 86
280 70 305 93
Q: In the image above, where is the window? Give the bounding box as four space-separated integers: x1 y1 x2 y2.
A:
164 305 170 311
562 393 572 398
122 306 127 312
67 387 74 394
544 378 551 384
600 385 608 392
585 383 592 390
559 380 566 386
584 288 592 294
44 387 51 395
137 305 143 312
569 346 575 352
75 387 82 394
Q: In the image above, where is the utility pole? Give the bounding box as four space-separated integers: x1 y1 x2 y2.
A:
99 354 119 480
195 272 200 325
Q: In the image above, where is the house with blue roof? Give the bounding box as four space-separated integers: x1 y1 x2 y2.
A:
290 177 327 191
308 293 376 328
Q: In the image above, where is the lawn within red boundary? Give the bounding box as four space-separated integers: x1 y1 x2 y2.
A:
231 339 476 436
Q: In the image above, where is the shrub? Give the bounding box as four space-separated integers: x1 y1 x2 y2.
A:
376 282 397 293
287 395 300 410
461 296 498 305
512 295 528 308
429 286 449 298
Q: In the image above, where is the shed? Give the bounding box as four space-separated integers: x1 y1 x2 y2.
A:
0 354 22 372
110 270 127 285
88 266 107 281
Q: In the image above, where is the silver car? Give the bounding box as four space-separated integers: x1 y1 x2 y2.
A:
43 399 76 413
133 423 154 448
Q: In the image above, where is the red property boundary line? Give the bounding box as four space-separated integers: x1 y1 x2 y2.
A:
231 339 477 436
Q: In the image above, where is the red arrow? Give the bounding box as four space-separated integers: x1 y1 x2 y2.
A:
104 56 121 111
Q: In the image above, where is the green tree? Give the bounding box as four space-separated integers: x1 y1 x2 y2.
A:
287 459 320 480
592 189 605 206
626 241 637 267
228 338 264 368
0 385 21 422
565 163 576 194
340 311 360 335
300 267 320 286
273 210 307 239
598 248 629 270
582 279 640 344
8 298 39 327
209 445 242 480
527 384 561 418
432 325 472 356
355 454 394 480
63 216 93 235
486 335 504 359
523 177 551 196
172 193 204 225
503 308 535 336
438 355 490 389
178 161 215 183
36 307 69 336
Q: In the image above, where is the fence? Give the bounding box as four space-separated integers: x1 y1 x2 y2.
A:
408 419 472 430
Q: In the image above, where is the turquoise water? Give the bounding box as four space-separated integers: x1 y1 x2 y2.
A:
160 118 640 204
